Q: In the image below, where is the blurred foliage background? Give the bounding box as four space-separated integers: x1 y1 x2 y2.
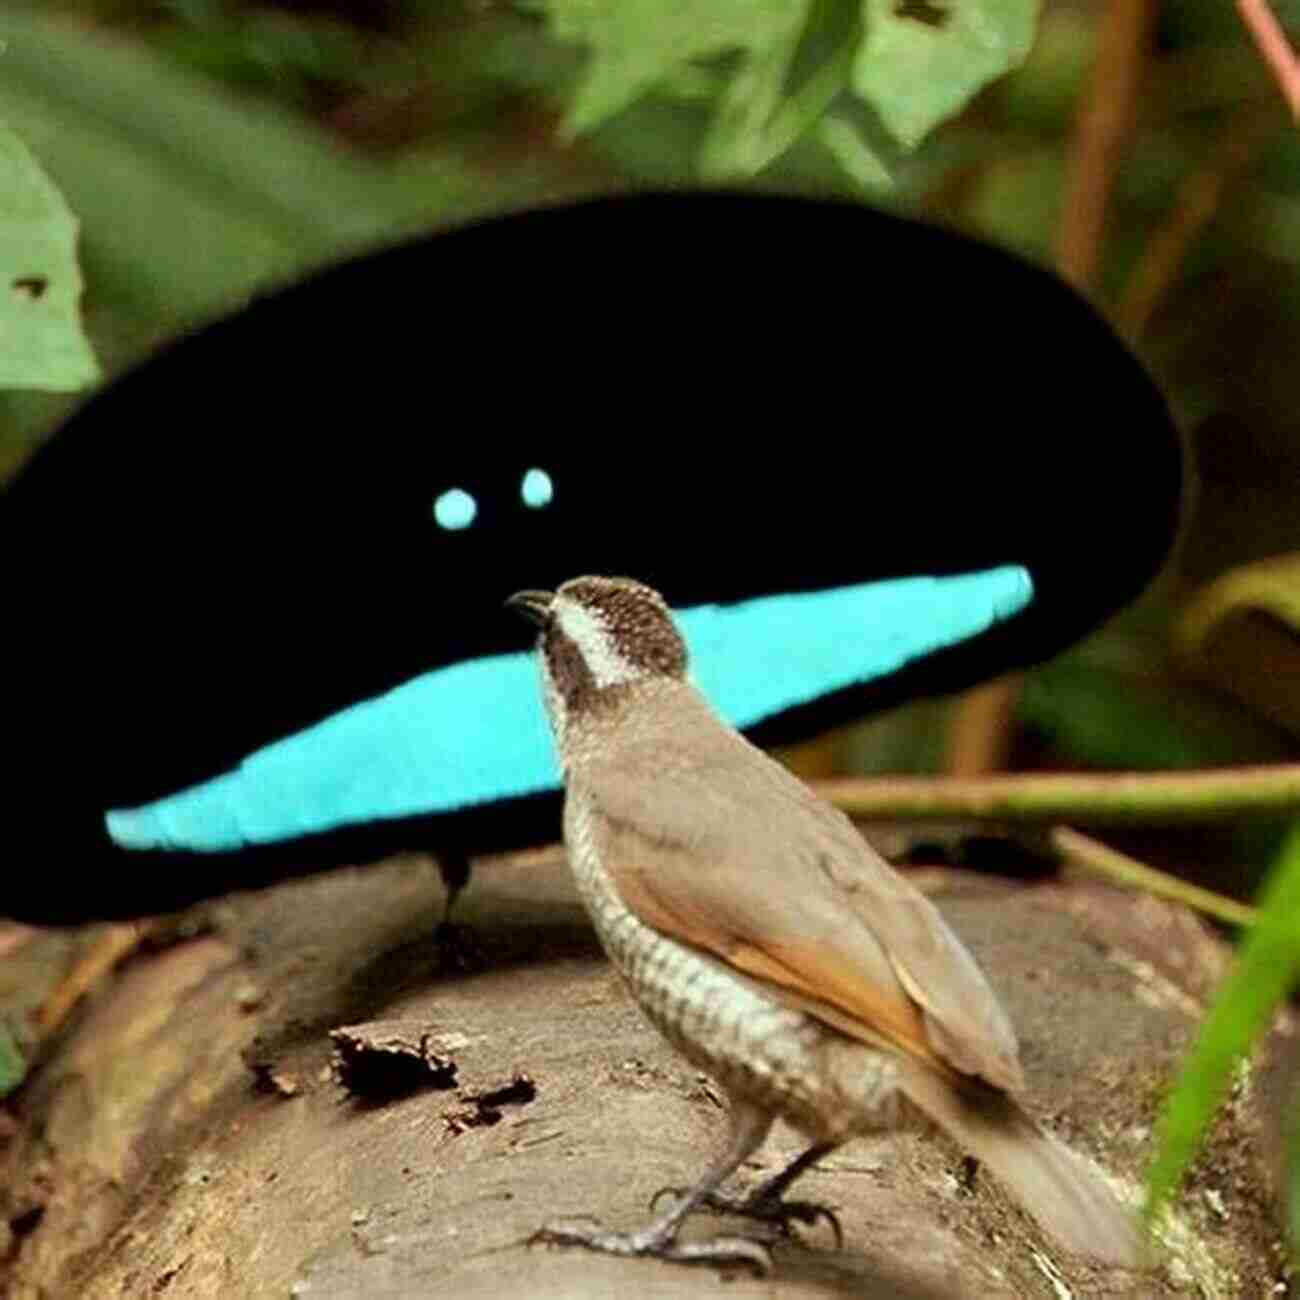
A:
3 0 1300 897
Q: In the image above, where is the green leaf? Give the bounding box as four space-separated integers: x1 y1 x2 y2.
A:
698 0 861 180
1179 554 1300 650
0 1021 26 1099
853 0 1040 150
541 0 862 178
539 0 1043 177
697 1 817 178
817 115 894 191
0 123 99 392
1146 823 1300 1224
1020 659 1295 770
544 0 803 138
1176 554 1300 738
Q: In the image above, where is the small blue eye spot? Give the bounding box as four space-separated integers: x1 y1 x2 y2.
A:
521 467 554 509
433 488 477 530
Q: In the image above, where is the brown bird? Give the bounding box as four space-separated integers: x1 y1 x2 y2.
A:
509 575 1137 1274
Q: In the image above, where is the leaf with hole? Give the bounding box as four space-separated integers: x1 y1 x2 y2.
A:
0 124 98 392
853 0 1039 150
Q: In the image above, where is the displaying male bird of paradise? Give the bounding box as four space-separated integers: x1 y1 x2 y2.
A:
1 194 1181 924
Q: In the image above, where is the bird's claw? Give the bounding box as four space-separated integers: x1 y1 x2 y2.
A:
759 1197 843 1250
648 1184 689 1213
655 1187 843 1249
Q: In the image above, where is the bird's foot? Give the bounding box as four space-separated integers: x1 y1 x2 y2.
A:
530 1217 772 1276
650 1184 843 1248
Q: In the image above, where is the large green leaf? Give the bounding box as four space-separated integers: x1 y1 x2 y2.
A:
0 124 98 392
0 9 578 463
0 11 498 349
853 0 1040 150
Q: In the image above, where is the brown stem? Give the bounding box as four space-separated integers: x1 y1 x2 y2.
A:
1056 0 1160 291
946 0 1158 775
34 922 154 1039
944 676 1021 777
1237 0 1300 119
1116 105 1278 340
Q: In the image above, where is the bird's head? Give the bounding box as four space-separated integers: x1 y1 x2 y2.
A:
508 576 688 740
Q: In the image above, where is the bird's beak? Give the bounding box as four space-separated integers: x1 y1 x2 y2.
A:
507 589 554 627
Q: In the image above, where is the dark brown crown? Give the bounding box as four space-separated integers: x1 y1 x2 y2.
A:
542 576 687 717
559 576 687 678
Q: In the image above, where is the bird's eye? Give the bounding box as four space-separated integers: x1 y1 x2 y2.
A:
520 467 554 509
432 488 477 530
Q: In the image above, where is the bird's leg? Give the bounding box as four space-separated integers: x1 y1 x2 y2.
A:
654 1140 843 1246
431 848 483 969
435 848 472 929
532 1100 776 1274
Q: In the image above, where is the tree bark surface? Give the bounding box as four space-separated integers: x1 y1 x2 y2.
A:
0 845 1287 1297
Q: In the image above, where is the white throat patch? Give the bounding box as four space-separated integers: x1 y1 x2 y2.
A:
555 599 640 689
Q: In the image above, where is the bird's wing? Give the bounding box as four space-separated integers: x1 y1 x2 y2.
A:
579 700 1024 1093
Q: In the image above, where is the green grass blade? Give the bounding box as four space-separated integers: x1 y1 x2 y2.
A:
1146 821 1300 1223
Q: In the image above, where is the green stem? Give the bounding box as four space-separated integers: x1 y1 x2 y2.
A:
1051 826 1257 928
815 764 1300 825
759 38 856 166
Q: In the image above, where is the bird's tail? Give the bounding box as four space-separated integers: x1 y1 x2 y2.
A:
897 1061 1139 1267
